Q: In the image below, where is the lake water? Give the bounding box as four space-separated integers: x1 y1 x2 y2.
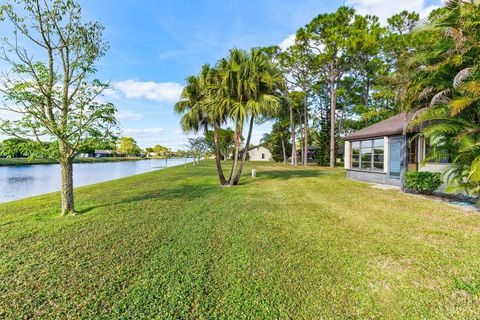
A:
0 158 192 203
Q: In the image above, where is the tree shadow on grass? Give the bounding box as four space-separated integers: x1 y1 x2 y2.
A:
237 169 326 186
76 183 220 215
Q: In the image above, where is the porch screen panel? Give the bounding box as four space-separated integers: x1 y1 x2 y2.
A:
361 141 372 169
373 139 384 170
350 139 384 171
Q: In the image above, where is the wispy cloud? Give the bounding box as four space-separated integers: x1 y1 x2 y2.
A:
122 127 165 137
116 110 144 121
346 0 441 23
113 80 183 103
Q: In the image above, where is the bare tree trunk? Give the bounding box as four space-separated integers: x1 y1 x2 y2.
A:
297 111 303 165
329 73 336 168
213 124 227 185
232 116 254 185
281 138 286 164
60 156 75 215
363 76 369 108
303 94 308 166
290 105 297 166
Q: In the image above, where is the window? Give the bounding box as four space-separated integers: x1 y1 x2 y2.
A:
261 153 265 159
350 139 384 171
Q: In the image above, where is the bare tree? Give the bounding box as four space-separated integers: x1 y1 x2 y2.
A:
0 0 117 215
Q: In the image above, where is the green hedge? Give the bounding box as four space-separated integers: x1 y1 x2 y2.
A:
404 171 442 194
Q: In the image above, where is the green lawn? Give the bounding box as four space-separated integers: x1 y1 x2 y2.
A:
0 157 146 166
0 161 479 319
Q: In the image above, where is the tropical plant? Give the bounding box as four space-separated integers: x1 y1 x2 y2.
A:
404 0 480 197
175 64 228 184
211 48 284 185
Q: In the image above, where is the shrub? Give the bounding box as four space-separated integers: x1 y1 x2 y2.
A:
404 171 442 194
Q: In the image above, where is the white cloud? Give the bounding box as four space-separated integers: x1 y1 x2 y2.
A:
122 127 165 138
103 88 119 97
113 80 183 103
346 0 442 23
0 108 22 121
116 110 143 121
279 34 296 50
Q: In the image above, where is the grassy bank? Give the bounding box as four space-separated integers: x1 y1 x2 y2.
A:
0 156 145 166
0 161 479 319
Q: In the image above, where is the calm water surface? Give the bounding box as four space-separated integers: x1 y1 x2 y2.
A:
0 158 192 203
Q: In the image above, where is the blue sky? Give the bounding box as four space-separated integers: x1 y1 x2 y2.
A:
1 0 443 150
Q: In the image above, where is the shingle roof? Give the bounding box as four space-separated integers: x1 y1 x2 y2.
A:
342 113 409 141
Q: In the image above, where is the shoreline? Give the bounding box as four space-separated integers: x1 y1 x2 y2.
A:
0 157 183 166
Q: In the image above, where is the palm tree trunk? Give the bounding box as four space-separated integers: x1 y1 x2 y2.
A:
329 73 336 168
228 121 242 185
60 155 75 215
281 138 286 164
232 116 254 185
303 94 308 166
290 105 297 166
213 123 227 185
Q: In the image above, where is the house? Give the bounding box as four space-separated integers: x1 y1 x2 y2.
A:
93 150 127 158
305 145 320 163
247 145 272 161
343 113 450 187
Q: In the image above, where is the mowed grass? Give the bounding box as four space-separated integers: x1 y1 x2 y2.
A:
0 161 479 319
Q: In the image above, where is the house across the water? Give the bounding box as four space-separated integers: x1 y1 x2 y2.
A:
343 113 450 187
247 145 272 161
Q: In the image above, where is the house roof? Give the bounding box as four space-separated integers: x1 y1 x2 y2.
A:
246 144 269 152
342 113 410 141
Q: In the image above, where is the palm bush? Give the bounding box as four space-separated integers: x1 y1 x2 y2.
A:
403 0 480 197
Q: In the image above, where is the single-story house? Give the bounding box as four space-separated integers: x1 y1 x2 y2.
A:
247 145 272 161
305 145 320 163
94 150 114 158
343 113 450 187
94 150 128 158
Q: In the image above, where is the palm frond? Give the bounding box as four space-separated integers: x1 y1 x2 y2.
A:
450 96 477 115
453 67 472 88
430 89 451 107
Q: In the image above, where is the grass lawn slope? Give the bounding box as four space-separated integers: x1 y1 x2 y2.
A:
0 161 479 319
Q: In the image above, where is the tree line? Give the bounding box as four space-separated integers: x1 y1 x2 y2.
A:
176 0 479 197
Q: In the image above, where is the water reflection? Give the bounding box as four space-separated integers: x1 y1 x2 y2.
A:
0 158 191 203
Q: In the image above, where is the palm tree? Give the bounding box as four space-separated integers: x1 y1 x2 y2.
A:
403 0 480 197
213 48 285 185
174 64 227 185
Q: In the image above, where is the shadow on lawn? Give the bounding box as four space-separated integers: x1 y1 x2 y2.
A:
237 169 325 186
77 183 219 215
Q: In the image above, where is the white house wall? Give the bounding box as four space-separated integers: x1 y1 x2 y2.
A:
248 147 272 161
344 141 351 169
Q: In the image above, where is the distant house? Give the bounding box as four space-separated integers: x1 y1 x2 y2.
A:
305 146 320 163
247 145 272 161
343 112 451 187
94 150 115 158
